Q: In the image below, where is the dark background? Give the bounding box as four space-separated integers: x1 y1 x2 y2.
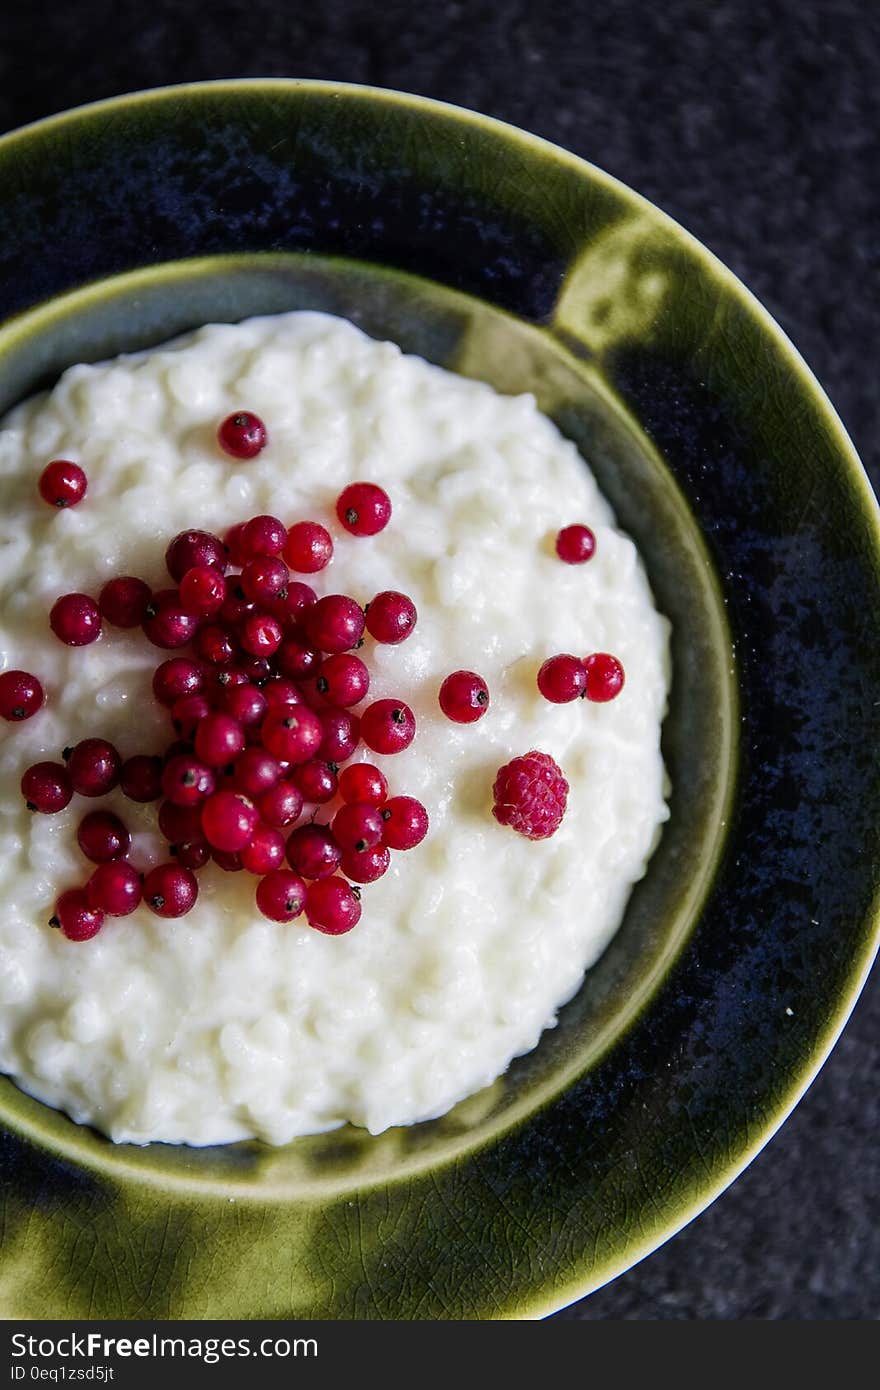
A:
0 0 877 1321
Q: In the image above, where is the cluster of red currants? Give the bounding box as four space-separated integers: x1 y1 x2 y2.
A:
17 426 430 941
537 523 625 705
4 419 631 948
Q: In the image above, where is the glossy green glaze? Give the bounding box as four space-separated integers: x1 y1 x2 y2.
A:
0 82 877 1320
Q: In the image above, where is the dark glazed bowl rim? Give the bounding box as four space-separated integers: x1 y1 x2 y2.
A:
0 79 877 1319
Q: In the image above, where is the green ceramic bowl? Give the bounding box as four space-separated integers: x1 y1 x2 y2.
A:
0 81 877 1320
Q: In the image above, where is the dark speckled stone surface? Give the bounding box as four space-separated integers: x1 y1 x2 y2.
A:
0 0 877 1320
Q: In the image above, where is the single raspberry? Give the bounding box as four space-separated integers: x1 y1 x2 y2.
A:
491 751 569 841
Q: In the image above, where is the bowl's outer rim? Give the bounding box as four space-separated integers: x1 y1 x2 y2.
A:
0 77 878 1319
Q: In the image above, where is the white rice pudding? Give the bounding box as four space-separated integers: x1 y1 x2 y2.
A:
0 312 670 1146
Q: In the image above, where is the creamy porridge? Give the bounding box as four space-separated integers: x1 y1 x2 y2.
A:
0 312 670 1145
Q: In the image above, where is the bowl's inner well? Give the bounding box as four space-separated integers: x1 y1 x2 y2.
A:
0 254 736 1196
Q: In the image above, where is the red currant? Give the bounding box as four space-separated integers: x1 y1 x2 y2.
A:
332 802 384 852
77 810 130 863
233 747 281 799
218 411 267 460
240 824 286 875
312 710 356 765
276 633 321 679
381 795 429 850
22 761 72 813
179 565 227 616
283 521 333 574
305 594 364 653
67 738 121 797
87 861 143 916
218 585 256 627
143 863 199 917
582 652 625 702
50 593 101 646
195 623 239 667
364 590 417 644
261 707 323 763
258 779 304 829
361 699 416 754
152 657 205 707
241 556 289 604
194 713 245 768
293 759 338 804
0 670 44 721
165 529 227 583
142 590 200 649
555 524 596 564
305 877 362 935
240 612 283 658
120 754 163 803
256 869 307 923
238 654 272 686
170 693 213 739
98 576 151 628
201 790 258 852
263 678 304 712
173 838 211 870
220 682 267 727
161 754 216 807
338 762 388 806
50 888 103 941
38 459 87 508
286 823 342 880
241 514 286 557
270 580 317 623
158 799 204 845
438 671 489 724
340 844 390 884
336 482 391 537
537 654 587 704
317 653 370 708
